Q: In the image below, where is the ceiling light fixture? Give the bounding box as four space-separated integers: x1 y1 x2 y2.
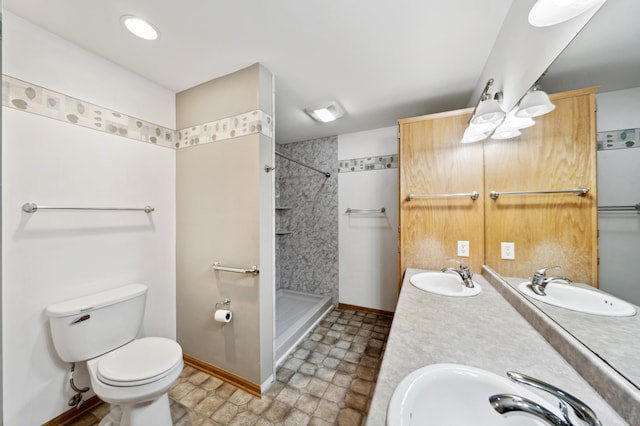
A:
121 15 160 41
528 0 608 27
304 102 345 123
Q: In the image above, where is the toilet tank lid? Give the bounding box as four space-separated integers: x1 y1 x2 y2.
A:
46 283 148 318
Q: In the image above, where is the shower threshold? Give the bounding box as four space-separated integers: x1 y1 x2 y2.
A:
275 289 333 365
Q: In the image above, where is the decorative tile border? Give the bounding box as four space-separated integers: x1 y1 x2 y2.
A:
176 110 273 149
2 75 274 150
598 128 639 150
338 154 398 173
2 75 175 148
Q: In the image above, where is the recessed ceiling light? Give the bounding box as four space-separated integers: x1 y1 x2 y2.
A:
121 15 159 41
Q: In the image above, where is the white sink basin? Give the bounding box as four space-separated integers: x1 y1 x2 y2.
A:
409 272 481 297
518 281 636 317
387 363 555 425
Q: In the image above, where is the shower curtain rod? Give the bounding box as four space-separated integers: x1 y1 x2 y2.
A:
275 151 331 178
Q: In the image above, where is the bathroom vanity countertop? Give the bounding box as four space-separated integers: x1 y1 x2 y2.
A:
366 268 627 425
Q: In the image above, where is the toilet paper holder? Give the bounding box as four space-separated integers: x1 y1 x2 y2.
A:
215 297 231 309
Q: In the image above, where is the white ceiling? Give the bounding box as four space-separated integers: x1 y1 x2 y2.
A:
4 0 637 143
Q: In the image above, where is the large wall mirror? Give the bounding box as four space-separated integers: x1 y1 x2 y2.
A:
494 0 640 392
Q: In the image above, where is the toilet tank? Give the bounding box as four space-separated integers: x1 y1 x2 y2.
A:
46 283 148 363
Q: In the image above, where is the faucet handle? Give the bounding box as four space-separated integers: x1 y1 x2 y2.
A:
534 266 561 277
446 258 470 271
506 371 602 426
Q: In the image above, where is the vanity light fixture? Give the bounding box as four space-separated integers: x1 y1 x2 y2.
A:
528 0 608 27
515 86 556 118
461 78 505 143
491 127 522 140
304 101 345 123
470 80 505 125
121 15 160 41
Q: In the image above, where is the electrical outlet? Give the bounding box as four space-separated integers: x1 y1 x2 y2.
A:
457 240 470 257
501 242 515 260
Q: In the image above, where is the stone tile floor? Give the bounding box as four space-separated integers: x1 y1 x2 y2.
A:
70 307 392 426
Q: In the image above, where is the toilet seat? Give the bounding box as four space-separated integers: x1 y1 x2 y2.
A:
97 337 182 387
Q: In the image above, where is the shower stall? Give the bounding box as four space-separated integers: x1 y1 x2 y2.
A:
274 136 338 364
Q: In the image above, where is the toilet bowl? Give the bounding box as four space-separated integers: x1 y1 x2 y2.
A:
45 284 183 426
87 337 183 426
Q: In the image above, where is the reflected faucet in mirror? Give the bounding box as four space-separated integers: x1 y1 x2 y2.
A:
442 259 474 288
530 266 572 296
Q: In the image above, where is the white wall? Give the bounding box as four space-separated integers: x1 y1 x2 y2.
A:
2 12 176 425
596 87 640 305
338 127 399 312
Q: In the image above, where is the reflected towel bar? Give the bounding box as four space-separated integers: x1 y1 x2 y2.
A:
212 262 259 275
489 188 589 200
22 203 154 213
406 192 479 201
598 203 640 213
345 208 386 214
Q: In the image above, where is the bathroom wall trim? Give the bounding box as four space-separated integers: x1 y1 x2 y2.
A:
183 354 261 397
337 303 394 317
2 74 273 150
42 395 103 426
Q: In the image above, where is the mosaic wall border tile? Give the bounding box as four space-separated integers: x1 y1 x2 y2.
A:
598 128 639 150
2 75 175 148
2 75 274 150
338 154 398 173
176 110 273 149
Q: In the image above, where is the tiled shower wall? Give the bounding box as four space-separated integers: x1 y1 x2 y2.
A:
275 136 338 303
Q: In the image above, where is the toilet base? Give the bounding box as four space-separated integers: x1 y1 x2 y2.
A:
98 393 172 426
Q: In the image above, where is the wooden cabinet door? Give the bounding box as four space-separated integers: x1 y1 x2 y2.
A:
398 109 485 288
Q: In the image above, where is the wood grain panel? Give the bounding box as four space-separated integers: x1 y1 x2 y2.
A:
399 108 484 287
484 87 598 285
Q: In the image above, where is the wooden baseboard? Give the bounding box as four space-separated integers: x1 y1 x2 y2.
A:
183 354 261 397
337 303 395 318
43 395 104 426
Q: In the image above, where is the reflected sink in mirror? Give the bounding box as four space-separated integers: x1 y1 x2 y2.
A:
387 363 556 426
518 281 637 317
409 272 481 297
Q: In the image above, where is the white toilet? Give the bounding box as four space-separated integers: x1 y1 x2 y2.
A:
46 283 183 426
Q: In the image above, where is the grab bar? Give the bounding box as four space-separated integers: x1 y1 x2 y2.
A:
212 262 259 275
22 203 154 213
598 203 640 213
406 191 479 201
345 208 386 214
489 188 589 200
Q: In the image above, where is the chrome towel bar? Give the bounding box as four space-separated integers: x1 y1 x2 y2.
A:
212 262 259 275
489 188 589 200
22 203 154 213
406 191 479 201
345 208 386 214
598 203 640 213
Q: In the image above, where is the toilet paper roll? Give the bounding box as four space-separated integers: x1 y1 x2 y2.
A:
214 309 233 323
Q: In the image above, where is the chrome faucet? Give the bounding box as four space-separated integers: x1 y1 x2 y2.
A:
529 266 572 296
490 394 571 426
490 371 602 426
442 259 474 288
